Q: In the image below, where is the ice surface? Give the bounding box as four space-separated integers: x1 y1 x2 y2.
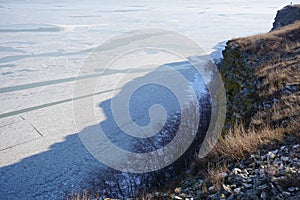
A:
0 0 298 199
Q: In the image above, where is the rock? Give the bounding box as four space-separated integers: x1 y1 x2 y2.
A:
282 191 291 196
234 175 243 182
260 191 268 199
233 187 241 194
266 152 276 159
232 168 242 175
175 187 182 194
280 146 286 150
178 193 187 198
174 195 182 200
227 194 234 200
282 156 289 162
242 169 249 175
272 149 278 155
208 185 215 193
222 184 233 194
242 183 252 188
293 144 299 149
154 192 160 196
288 187 296 192
208 193 219 200
272 4 300 31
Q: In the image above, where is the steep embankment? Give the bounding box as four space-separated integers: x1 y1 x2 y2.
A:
146 6 300 200
220 21 300 129
272 4 300 30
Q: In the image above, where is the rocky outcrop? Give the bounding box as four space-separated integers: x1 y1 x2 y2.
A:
219 21 300 128
143 6 300 200
218 42 257 128
272 4 300 30
150 138 300 200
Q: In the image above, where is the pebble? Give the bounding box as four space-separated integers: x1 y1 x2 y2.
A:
282 156 289 161
222 184 232 194
266 151 276 159
174 196 182 200
260 191 267 199
208 185 215 192
242 183 252 188
272 149 278 154
149 139 300 200
282 191 291 196
232 168 242 175
280 146 286 150
179 193 187 198
233 187 241 194
288 187 296 192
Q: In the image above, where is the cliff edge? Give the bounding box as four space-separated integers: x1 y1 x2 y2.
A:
220 21 300 128
272 4 300 31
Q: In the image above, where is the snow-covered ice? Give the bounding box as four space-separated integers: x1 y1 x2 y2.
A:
0 0 298 199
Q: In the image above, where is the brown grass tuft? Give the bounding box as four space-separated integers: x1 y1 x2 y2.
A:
193 121 299 190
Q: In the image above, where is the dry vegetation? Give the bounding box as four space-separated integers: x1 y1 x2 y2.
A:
192 121 299 190
233 21 300 55
192 21 300 191
221 21 300 128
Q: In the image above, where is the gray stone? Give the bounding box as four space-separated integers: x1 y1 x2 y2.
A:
234 187 241 194
282 156 289 162
208 185 215 193
227 194 235 200
272 4 300 31
260 191 268 200
266 152 276 159
280 146 286 150
232 168 242 175
242 169 249 175
174 195 183 200
288 187 296 192
242 183 252 188
282 191 291 196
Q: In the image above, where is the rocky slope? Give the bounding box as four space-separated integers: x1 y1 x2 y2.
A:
272 4 300 30
147 6 300 200
151 138 299 200
219 20 300 129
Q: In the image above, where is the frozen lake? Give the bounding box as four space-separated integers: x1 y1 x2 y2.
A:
0 0 297 199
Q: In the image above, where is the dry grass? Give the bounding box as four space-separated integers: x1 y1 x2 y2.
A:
233 21 300 127
232 20 300 57
251 54 300 126
211 121 298 161
66 190 91 200
190 21 300 195
192 121 299 191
